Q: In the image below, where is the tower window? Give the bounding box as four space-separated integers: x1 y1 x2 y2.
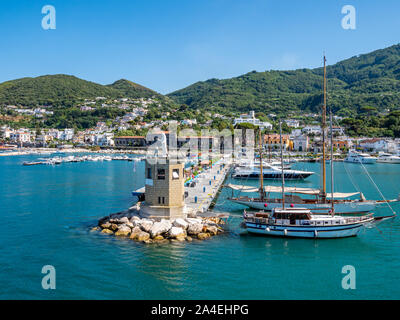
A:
172 169 179 180
147 168 152 179
157 169 165 180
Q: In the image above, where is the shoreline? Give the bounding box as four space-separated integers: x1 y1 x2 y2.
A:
0 147 147 157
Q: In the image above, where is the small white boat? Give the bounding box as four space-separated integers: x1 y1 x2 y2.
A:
243 208 374 238
345 150 377 164
377 152 400 164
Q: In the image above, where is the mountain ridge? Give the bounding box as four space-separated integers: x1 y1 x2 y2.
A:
167 43 400 117
0 74 167 107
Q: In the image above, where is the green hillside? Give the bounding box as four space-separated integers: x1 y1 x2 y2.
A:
168 44 400 117
0 74 165 107
107 79 162 99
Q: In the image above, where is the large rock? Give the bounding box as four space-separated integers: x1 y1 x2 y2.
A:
168 227 185 239
111 224 119 231
186 218 203 225
100 222 111 229
187 223 203 235
115 224 131 237
197 232 210 240
150 219 172 238
206 225 218 236
101 229 114 235
130 216 141 223
173 218 188 230
129 226 142 240
137 231 150 242
119 217 130 224
176 234 186 241
139 219 154 232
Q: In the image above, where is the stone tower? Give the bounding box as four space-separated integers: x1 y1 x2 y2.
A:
140 157 186 220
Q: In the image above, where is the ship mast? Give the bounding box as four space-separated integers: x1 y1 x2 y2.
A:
330 110 335 216
321 55 327 202
258 129 264 201
279 120 285 209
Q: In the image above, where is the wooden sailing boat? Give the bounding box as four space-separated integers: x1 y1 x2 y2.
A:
242 118 375 239
228 55 399 214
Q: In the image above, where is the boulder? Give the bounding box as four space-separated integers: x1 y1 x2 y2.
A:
125 222 134 228
185 236 193 242
100 222 111 229
119 217 130 224
176 234 186 242
139 219 154 232
197 233 210 240
206 225 218 236
137 231 150 242
149 219 172 238
153 235 164 241
130 216 141 223
101 229 114 235
111 224 119 231
187 223 203 235
168 227 185 239
115 224 131 237
186 218 203 225
129 227 142 240
90 226 100 232
173 218 188 230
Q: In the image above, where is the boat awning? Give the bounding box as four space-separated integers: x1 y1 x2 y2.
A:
132 186 145 196
224 184 319 195
264 185 320 195
327 192 360 198
224 184 260 193
225 184 360 198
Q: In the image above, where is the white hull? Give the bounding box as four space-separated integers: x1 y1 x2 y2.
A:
232 199 375 214
344 158 376 164
246 222 367 238
377 158 400 164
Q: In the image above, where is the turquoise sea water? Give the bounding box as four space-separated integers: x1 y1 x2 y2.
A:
1 154 400 300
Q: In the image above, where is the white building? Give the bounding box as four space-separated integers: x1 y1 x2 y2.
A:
359 139 396 152
302 125 322 135
10 130 31 144
292 135 309 152
1 127 13 139
60 129 74 141
181 119 197 126
95 133 114 146
284 119 300 128
233 111 273 130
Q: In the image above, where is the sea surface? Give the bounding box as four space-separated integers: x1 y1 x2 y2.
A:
1 154 400 299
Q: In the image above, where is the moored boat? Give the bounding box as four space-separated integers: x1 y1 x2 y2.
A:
232 165 314 180
377 152 400 164
345 150 377 164
243 208 374 238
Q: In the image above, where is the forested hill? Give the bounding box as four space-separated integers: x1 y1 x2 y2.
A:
0 75 167 107
167 44 400 117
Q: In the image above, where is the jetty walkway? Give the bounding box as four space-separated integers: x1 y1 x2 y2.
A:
185 156 232 216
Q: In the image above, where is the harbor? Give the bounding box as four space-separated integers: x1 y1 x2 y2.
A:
1 152 400 299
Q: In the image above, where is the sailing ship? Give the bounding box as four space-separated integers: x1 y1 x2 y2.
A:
243 91 380 238
228 56 399 215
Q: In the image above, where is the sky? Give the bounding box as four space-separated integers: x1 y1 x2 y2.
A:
0 0 400 94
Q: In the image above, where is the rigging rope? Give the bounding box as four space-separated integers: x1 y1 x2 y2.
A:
359 161 397 216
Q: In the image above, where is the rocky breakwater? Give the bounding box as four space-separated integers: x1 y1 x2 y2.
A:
93 213 225 244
